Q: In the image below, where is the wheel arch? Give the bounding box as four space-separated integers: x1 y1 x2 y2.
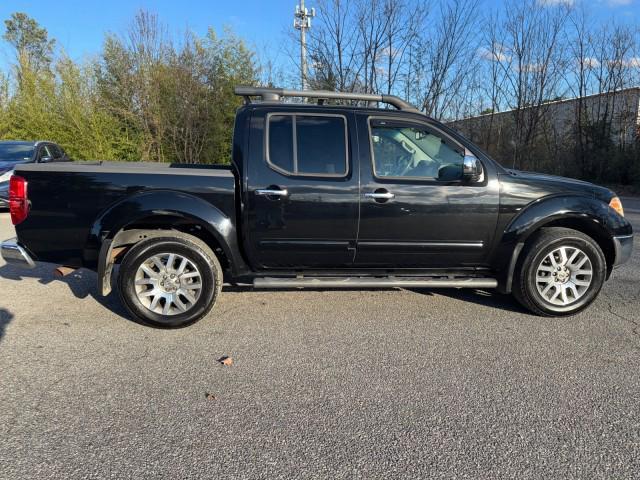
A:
89 190 249 296
495 194 619 293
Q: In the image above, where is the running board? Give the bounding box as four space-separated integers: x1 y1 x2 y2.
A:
253 277 498 289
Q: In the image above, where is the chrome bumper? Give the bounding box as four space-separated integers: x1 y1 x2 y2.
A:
613 234 633 267
1 238 35 268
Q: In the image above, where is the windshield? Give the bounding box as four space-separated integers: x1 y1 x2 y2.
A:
0 144 35 162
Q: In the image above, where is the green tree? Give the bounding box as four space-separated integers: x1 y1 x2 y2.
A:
97 12 258 164
1 9 259 164
201 27 258 163
97 10 170 162
3 12 55 71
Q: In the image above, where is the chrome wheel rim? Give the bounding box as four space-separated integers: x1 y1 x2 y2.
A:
134 253 203 316
535 246 593 306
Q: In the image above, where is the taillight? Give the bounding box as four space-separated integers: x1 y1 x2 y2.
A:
9 175 29 225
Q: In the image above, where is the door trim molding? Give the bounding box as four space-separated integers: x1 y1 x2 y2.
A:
357 240 484 249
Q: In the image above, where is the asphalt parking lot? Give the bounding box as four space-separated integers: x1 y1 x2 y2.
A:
1 200 639 479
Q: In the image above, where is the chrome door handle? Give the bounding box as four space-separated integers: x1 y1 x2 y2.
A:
255 188 289 197
364 192 395 200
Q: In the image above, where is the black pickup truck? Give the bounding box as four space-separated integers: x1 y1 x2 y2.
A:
1 87 633 327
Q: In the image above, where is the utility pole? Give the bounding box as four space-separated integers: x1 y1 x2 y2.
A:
294 0 315 91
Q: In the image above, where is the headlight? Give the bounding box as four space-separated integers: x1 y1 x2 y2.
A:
0 170 13 183
609 196 624 217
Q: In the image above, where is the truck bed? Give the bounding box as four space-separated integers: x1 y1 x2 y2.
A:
13 161 237 268
16 160 235 176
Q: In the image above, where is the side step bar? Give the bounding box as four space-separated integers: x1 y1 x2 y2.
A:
253 277 498 289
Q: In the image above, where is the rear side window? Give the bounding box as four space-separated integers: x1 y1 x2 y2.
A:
268 115 294 172
37 145 52 161
267 114 348 177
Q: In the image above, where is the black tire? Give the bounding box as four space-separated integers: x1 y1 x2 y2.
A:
512 227 606 317
117 233 222 328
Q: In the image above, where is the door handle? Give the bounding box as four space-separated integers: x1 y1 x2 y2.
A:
364 191 395 200
255 188 289 197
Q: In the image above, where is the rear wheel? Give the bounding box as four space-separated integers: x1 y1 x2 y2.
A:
117 234 222 328
513 227 606 316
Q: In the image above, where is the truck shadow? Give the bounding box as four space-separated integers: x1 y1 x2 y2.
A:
0 308 14 344
0 264 527 323
409 288 527 314
0 263 130 321
224 285 528 315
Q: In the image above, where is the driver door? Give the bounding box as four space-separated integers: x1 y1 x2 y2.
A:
354 116 499 268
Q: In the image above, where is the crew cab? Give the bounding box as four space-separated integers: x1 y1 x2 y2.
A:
1 87 633 328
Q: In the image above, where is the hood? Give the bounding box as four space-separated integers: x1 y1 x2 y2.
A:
0 159 30 173
505 169 615 203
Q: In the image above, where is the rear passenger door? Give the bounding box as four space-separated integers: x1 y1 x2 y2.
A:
245 108 360 269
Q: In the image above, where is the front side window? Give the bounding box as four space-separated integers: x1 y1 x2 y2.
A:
370 120 465 181
267 114 348 177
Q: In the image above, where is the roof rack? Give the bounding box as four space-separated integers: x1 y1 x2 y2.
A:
234 86 420 113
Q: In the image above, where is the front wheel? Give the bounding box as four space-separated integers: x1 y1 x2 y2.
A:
117 234 222 328
513 227 606 316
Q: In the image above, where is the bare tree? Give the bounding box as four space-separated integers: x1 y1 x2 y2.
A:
495 0 570 168
306 0 362 91
377 0 426 95
475 11 512 150
409 0 481 120
566 5 594 177
305 0 425 98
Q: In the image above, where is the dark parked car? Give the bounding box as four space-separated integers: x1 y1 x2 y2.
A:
1 87 633 328
0 140 70 208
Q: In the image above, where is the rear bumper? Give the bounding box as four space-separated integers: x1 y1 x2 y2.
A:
1 238 35 268
613 234 633 267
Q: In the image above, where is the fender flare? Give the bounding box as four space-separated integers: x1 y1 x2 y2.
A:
493 194 628 293
87 190 248 295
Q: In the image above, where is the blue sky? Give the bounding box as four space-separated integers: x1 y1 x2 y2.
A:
0 0 637 69
0 0 294 68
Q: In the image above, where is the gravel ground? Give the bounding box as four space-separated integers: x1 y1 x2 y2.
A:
0 199 639 479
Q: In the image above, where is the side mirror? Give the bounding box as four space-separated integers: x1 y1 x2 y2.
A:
462 155 483 183
39 156 53 163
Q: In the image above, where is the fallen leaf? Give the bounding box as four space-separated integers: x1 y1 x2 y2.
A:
218 356 233 366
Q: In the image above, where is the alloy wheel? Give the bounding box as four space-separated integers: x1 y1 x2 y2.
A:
535 246 593 306
134 252 203 316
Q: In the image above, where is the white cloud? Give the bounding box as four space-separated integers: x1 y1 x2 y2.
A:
583 57 600 68
605 57 640 68
625 57 640 67
478 44 510 62
520 63 544 73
